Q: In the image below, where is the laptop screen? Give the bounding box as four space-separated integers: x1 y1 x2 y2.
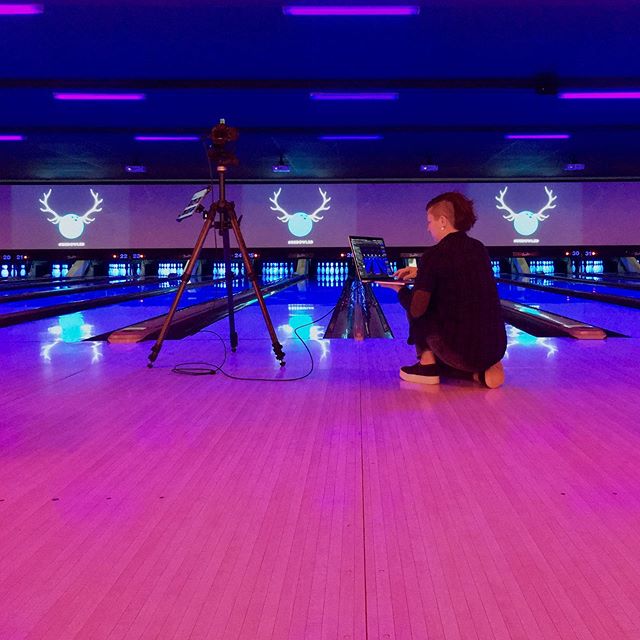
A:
349 236 394 281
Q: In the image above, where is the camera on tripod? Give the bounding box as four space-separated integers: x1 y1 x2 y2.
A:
148 119 286 369
207 119 240 168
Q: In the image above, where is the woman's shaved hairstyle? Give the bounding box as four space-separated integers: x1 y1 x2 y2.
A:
426 192 478 232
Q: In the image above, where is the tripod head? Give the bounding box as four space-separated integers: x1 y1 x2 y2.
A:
207 119 239 169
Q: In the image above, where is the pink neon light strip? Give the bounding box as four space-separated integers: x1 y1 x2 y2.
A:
283 5 420 16
320 134 383 140
505 134 570 140
0 135 24 141
310 92 399 100
0 4 42 14
54 93 146 101
135 136 200 141
559 92 640 99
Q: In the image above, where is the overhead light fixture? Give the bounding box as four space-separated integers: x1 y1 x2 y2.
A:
310 92 399 100
272 155 291 173
134 136 199 141
0 4 43 15
125 165 147 173
283 5 420 16
319 134 383 140
505 134 570 140
419 164 439 172
564 163 585 171
559 92 640 99
54 93 146 101
0 134 24 141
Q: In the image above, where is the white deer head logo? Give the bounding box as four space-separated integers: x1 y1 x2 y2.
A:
495 186 557 236
269 187 331 237
39 189 104 240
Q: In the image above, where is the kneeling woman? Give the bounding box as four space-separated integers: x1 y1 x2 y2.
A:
384 192 507 388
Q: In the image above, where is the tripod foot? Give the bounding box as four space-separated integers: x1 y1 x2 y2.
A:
273 341 286 366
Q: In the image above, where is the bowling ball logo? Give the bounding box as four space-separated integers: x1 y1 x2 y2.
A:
495 186 557 236
269 187 331 238
39 189 104 240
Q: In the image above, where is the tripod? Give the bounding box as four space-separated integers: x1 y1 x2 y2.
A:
147 130 285 368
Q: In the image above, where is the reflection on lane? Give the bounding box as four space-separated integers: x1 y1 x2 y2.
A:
507 274 640 300
277 303 329 359
41 312 104 363
0 276 131 296
504 325 557 359
0 277 208 313
497 281 640 337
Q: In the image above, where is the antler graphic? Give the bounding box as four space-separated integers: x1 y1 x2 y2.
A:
495 187 518 221
309 188 331 222
81 189 103 224
535 187 557 220
269 188 291 222
39 189 61 224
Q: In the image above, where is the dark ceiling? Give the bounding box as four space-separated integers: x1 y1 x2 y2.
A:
1 0 639 182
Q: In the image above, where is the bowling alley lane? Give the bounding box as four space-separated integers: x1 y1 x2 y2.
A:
496 281 640 337
0 275 325 346
504 273 640 302
0 276 217 315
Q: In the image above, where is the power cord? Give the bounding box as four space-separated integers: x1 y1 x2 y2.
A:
171 304 336 382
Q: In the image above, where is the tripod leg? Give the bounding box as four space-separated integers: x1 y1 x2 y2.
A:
227 205 286 366
221 225 238 352
147 216 214 367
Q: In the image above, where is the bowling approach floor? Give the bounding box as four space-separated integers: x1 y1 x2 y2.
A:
2 280 640 640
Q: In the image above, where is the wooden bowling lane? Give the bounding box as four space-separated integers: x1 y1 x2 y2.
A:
1 291 640 638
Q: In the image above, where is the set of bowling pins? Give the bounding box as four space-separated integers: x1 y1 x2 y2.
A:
580 259 604 274
1 263 28 278
212 261 245 277
158 262 183 277
491 260 501 276
51 264 69 278
263 262 293 278
317 261 348 277
109 263 136 277
530 260 554 275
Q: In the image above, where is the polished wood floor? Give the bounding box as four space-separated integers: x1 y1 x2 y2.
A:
1 300 640 639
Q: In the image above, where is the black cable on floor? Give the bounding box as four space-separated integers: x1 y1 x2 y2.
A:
171 305 336 382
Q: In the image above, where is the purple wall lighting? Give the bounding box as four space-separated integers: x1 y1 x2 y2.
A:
565 163 586 171
283 5 420 16
505 134 570 140
0 4 43 15
420 164 439 172
310 92 399 100
125 165 147 173
134 136 200 142
319 135 383 140
54 93 146 101
0 134 24 141
559 92 640 100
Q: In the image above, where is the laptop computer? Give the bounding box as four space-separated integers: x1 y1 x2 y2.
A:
349 235 409 284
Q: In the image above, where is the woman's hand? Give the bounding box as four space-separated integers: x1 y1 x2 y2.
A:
393 266 417 281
